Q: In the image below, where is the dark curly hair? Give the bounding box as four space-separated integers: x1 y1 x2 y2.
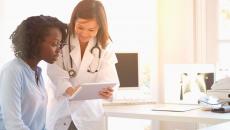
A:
10 15 67 59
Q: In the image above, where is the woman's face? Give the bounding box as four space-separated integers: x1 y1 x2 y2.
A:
74 18 99 44
39 27 62 64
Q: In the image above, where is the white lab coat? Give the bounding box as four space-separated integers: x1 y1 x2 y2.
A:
46 35 119 130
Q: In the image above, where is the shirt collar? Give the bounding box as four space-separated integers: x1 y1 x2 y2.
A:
17 58 42 76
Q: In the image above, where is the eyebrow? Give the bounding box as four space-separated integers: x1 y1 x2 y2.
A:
52 38 61 43
77 24 98 29
88 27 98 30
56 37 61 40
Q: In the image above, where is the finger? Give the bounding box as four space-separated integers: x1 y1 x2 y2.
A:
99 91 109 96
99 92 108 99
99 91 112 98
106 87 114 92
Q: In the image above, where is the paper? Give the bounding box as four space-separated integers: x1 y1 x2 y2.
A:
69 82 117 101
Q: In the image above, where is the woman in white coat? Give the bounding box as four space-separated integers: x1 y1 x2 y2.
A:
46 0 119 130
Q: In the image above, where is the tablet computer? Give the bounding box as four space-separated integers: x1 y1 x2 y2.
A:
69 82 117 101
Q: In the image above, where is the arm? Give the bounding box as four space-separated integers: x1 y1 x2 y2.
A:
0 69 30 130
96 45 120 99
47 63 77 97
96 44 120 85
97 62 119 100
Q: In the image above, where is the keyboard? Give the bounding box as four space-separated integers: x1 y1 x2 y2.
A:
103 99 155 106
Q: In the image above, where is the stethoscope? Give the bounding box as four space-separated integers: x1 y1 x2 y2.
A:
65 34 102 78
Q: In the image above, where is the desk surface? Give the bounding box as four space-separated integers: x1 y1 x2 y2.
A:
199 121 230 130
104 104 230 124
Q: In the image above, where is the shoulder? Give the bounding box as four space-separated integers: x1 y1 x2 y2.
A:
101 41 118 64
102 40 116 53
0 58 25 78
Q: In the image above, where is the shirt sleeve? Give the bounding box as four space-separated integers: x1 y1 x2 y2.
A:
0 69 30 130
47 63 72 98
96 43 120 90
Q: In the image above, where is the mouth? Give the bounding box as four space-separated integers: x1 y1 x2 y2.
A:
79 37 90 42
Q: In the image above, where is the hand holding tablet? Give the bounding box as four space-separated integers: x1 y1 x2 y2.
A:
99 87 114 99
69 82 117 101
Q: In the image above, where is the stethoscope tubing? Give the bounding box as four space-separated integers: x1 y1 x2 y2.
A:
66 34 101 77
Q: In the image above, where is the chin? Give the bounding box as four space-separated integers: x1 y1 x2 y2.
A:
45 58 57 64
47 60 55 64
80 38 90 43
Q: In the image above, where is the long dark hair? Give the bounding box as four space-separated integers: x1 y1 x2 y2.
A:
69 0 110 49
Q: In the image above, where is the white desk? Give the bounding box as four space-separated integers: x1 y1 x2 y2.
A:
104 104 230 130
199 121 230 130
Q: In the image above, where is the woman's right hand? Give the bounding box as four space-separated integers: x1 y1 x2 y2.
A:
65 86 80 97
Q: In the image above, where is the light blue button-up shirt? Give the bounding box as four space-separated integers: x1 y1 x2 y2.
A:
0 58 47 130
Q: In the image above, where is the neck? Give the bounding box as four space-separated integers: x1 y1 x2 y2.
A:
80 42 88 60
23 58 40 71
79 41 88 47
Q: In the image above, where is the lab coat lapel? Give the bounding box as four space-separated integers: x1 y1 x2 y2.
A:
69 37 95 80
69 36 81 70
77 40 95 82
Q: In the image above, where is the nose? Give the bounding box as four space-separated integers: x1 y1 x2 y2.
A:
79 30 89 37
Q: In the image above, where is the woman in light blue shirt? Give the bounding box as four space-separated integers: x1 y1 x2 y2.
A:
0 15 67 130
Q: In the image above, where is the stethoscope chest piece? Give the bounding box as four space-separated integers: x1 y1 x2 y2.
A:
68 69 77 78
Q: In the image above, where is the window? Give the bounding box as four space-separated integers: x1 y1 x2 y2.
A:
218 0 230 42
217 0 230 79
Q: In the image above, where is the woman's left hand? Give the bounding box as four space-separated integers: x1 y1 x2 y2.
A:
99 87 114 99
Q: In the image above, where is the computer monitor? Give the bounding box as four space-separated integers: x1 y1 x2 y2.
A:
115 53 139 89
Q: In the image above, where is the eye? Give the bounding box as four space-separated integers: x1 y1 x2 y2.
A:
89 29 95 32
56 41 67 49
50 41 60 48
77 26 84 30
59 43 67 49
51 42 58 47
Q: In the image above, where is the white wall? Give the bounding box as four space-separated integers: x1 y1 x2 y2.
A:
0 0 78 68
157 0 218 103
158 0 195 128
158 0 195 103
206 0 218 63
157 0 218 130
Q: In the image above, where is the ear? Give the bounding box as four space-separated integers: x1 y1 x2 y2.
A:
33 40 43 58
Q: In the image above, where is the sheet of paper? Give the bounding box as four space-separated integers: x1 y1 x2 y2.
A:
152 104 201 112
